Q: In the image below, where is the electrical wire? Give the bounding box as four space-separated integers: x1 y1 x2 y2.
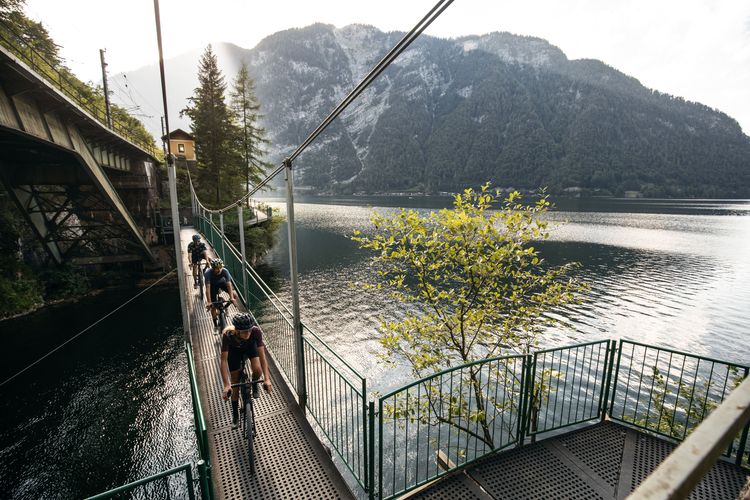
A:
0 269 177 388
193 0 455 215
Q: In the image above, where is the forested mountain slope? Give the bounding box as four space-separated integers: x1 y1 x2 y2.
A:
125 24 750 197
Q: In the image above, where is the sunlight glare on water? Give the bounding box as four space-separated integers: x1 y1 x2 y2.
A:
259 197 750 394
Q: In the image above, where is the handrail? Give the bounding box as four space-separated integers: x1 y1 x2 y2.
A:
619 338 750 370
85 463 195 500
200 214 365 382
0 19 158 157
195 209 750 498
628 376 750 499
380 353 526 400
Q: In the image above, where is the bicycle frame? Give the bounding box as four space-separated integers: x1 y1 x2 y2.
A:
232 369 264 475
195 259 210 298
211 298 232 334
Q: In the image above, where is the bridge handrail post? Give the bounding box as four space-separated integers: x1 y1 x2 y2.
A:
237 204 249 306
219 212 225 262
167 160 191 341
284 158 307 409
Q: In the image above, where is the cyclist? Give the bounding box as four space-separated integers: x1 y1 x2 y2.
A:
187 234 208 288
205 258 239 329
220 313 273 428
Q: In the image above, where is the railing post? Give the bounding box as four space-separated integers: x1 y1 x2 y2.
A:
608 339 623 419
284 158 307 409
219 211 225 262
237 203 248 307
362 379 369 493
518 354 533 445
368 401 376 500
736 367 750 466
167 158 191 341
197 459 212 500
184 464 196 500
600 339 617 420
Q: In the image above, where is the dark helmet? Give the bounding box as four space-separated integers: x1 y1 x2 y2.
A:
211 258 223 269
192 234 201 242
232 313 255 331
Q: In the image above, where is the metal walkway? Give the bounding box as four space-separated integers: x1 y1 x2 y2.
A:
180 227 354 499
411 421 749 499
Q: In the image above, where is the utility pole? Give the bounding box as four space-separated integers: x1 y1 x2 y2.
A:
99 49 112 129
160 116 168 157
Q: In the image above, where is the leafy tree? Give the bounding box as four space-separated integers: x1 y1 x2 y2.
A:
354 185 585 449
229 62 272 194
181 45 243 206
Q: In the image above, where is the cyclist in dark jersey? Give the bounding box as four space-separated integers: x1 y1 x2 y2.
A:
187 234 208 287
220 313 272 428
204 258 238 329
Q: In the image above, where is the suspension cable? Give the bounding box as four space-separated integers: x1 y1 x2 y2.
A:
192 0 455 214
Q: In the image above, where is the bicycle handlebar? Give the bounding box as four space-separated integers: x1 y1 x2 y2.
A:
230 378 265 388
210 298 232 310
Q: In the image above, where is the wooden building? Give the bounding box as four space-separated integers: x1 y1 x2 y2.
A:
161 128 196 161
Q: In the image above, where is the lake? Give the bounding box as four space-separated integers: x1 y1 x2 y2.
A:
258 195 750 393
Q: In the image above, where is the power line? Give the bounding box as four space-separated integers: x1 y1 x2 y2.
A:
0 269 177 388
123 74 162 116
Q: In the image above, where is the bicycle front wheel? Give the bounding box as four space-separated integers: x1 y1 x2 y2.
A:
245 402 256 474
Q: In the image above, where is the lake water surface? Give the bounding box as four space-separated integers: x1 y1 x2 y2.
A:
259 196 750 393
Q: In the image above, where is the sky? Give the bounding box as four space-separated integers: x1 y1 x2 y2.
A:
23 0 750 134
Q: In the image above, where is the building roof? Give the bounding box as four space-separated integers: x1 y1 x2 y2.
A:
161 128 194 141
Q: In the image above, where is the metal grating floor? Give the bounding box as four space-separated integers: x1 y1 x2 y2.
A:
180 228 353 499
413 422 750 500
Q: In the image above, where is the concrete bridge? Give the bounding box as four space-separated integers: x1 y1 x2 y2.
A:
0 37 161 266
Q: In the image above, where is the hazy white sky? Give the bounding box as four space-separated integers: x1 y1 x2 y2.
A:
24 0 750 134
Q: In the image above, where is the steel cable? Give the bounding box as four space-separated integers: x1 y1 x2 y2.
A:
192 0 455 214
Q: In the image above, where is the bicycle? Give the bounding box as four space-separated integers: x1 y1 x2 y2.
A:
229 366 264 475
194 258 211 298
210 297 232 334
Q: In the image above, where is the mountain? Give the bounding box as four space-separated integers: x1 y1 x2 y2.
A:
116 24 750 197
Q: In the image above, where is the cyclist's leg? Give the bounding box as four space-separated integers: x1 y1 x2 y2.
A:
249 347 261 398
209 288 220 327
191 259 198 284
229 368 241 428
249 356 262 379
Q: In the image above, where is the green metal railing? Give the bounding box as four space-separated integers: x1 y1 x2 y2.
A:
0 19 158 157
377 355 528 499
196 211 370 489
525 340 614 438
609 340 750 466
195 209 750 497
186 342 214 498
85 463 196 500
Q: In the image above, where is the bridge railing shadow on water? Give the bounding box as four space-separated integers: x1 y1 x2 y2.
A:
0 18 159 156
193 205 750 499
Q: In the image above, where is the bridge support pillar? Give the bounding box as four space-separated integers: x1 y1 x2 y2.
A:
168 160 191 341
237 204 248 306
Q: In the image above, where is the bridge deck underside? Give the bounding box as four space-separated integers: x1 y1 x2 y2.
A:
180 227 353 500
413 421 749 500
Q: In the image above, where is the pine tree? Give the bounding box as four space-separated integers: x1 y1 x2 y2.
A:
229 62 272 194
181 45 242 205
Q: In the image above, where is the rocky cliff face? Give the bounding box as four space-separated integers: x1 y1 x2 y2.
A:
119 24 750 197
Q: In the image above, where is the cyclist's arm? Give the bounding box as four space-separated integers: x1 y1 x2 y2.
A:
205 282 212 304
220 351 231 397
226 281 238 306
257 346 272 393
